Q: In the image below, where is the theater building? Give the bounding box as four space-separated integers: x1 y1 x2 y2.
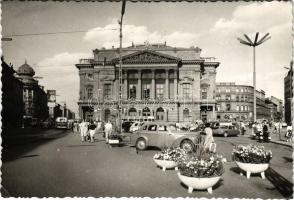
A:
76 43 219 123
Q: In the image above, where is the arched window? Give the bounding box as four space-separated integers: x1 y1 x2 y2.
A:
129 108 137 116
156 107 165 121
142 107 151 116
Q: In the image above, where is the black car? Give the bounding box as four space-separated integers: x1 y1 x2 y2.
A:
122 121 134 132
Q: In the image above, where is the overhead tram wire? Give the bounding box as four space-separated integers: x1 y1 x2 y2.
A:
2 28 118 38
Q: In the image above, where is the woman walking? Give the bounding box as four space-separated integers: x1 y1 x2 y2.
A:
204 123 215 152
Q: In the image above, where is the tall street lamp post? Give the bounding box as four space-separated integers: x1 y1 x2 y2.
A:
237 32 271 122
118 0 126 133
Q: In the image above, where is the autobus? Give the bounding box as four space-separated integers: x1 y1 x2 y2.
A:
55 117 68 129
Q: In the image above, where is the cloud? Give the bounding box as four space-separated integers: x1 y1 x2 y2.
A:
36 52 91 113
210 2 291 34
83 23 199 48
200 2 292 100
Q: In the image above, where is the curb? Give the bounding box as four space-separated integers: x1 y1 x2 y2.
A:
270 140 292 148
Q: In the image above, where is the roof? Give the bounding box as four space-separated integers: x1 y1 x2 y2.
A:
17 60 35 76
93 43 202 62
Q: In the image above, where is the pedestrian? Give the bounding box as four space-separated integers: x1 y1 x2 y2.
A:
241 121 246 135
104 120 113 144
286 123 292 142
203 123 215 152
79 120 88 142
88 121 97 143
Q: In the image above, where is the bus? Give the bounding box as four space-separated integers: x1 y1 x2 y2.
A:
55 117 68 129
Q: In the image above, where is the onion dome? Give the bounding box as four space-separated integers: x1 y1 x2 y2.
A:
17 60 35 77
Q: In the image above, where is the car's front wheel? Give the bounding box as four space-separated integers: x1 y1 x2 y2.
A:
180 140 194 152
136 138 147 150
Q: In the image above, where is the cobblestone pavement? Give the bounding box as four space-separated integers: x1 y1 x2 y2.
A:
1 130 293 198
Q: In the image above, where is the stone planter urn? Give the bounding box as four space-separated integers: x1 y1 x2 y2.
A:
235 161 269 179
177 172 221 194
153 158 178 171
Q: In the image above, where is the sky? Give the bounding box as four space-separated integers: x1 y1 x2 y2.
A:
1 1 292 114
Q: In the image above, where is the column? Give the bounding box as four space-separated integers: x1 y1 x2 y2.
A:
123 70 128 100
137 69 142 100
174 70 178 100
165 69 169 99
79 106 83 120
151 69 155 99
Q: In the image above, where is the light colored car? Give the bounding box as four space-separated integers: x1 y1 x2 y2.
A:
211 124 240 137
129 121 144 133
130 122 202 151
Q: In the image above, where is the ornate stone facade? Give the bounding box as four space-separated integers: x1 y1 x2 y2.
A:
76 43 219 123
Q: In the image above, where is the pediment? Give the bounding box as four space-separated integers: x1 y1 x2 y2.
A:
113 50 180 64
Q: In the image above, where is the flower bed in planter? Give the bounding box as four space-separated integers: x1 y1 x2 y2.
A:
153 148 185 171
176 146 226 194
232 144 272 179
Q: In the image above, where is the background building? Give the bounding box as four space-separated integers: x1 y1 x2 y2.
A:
76 42 219 123
270 96 284 121
16 61 49 126
215 82 271 121
1 57 24 128
284 61 293 125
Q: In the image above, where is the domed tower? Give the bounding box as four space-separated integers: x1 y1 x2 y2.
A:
17 60 38 122
17 60 38 85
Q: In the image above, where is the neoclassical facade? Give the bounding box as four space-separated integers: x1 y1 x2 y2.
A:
76 43 219 123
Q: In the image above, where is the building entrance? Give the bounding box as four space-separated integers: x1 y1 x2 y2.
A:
156 107 165 121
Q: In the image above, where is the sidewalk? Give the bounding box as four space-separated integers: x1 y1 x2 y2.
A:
270 130 292 148
2 127 67 147
245 127 292 148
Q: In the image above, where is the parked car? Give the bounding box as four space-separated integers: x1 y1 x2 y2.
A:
130 122 202 151
211 124 240 137
129 121 144 133
122 121 134 132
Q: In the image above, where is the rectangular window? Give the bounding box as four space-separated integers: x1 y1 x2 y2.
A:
129 84 136 99
225 95 231 100
236 88 239 93
216 95 221 100
87 87 93 99
183 83 192 99
225 88 231 93
236 96 239 101
236 105 239 111
216 105 221 111
226 104 231 111
104 84 111 99
156 83 164 99
240 88 244 93
217 88 221 93
201 88 208 100
240 106 244 111
142 83 150 99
